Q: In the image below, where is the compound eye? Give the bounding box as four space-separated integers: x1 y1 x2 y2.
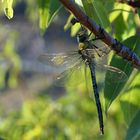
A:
78 43 85 50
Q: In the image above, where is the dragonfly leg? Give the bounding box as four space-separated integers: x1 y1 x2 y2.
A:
89 26 105 42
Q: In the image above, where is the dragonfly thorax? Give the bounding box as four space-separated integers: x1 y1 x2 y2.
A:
78 48 94 64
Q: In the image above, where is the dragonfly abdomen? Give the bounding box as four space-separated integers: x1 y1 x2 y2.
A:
89 63 104 135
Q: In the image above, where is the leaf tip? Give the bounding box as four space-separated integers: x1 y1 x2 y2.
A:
4 7 13 19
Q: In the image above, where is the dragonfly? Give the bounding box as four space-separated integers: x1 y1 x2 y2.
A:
39 28 127 135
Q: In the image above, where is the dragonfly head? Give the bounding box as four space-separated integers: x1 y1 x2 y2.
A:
77 30 88 50
78 42 85 50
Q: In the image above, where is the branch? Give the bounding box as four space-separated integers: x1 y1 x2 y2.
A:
59 0 140 70
118 0 140 8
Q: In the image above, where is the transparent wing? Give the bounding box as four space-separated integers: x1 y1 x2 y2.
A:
103 65 128 82
85 41 110 60
86 48 109 65
38 51 80 72
55 57 82 80
38 51 86 86
89 39 111 57
85 48 128 82
95 63 128 82
84 64 94 100
54 58 86 87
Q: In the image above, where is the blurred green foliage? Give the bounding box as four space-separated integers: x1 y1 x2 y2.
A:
0 0 14 19
0 30 21 89
0 92 126 140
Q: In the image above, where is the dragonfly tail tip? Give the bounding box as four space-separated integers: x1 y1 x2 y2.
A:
100 128 104 135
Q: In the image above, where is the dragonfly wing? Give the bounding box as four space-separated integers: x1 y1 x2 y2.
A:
90 39 111 57
38 51 80 72
86 48 110 66
84 64 95 100
86 49 127 82
54 58 86 87
95 62 128 82
38 51 88 87
104 65 128 82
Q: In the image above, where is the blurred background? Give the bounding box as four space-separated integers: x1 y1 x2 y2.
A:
0 1 134 140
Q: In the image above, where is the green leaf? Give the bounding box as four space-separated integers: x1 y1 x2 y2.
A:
81 0 110 29
109 3 131 23
75 0 83 6
121 72 140 135
38 0 62 33
71 23 81 37
64 14 74 31
137 8 140 18
104 36 140 112
3 0 13 19
120 101 139 125
125 110 140 140
113 13 127 41
120 70 140 125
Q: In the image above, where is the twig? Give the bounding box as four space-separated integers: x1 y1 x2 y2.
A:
59 0 140 70
118 0 140 8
